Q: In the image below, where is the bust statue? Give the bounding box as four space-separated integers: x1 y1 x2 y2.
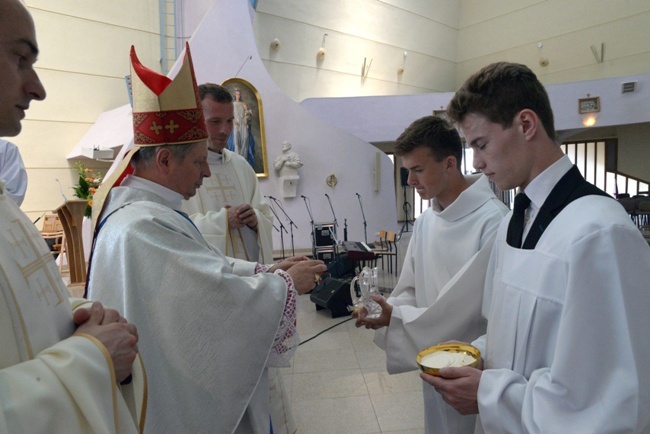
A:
273 141 303 177
274 141 303 197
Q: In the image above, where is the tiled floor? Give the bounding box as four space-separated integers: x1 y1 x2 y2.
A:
281 259 427 434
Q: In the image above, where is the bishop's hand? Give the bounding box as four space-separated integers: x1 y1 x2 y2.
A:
285 259 327 295
269 255 310 272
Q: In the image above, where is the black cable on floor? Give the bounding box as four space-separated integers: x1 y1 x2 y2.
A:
298 317 353 346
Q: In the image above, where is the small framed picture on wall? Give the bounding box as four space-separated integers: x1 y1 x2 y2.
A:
578 97 600 114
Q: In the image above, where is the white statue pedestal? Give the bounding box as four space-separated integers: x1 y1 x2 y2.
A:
280 175 299 198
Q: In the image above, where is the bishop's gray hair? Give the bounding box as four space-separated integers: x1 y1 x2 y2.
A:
131 142 203 169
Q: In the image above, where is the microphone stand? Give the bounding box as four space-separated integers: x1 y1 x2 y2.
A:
324 193 338 229
344 218 348 242
302 195 316 257
270 197 297 257
267 198 287 259
325 193 339 261
356 193 368 243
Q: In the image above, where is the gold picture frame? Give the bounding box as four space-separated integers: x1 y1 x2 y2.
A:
221 78 269 177
578 97 600 114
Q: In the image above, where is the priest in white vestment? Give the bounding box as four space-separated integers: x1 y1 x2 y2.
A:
0 1 145 432
87 45 325 434
182 82 294 434
183 83 273 264
0 139 28 205
424 62 650 434
356 116 508 434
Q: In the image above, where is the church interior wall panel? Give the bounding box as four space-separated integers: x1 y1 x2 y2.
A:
458 0 544 28
261 58 452 102
538 52 650 86
31 10 161 78
254 0 458 100
300 92 456 145
23 70 131 125
378 0 460 25
13 121 94 168
617 123 650 181
25 0 159 33
255 3 458 60
458 0 650 59
18 0 160 218
456 1 650 86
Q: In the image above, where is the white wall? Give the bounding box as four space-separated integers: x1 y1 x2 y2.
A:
185 0 400 250
301 72 650 181
15 0 160 224
457 0 650 87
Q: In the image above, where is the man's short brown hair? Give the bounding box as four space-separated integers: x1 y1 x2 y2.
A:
198 83 232 104
394 115 463 170
447 62 556 141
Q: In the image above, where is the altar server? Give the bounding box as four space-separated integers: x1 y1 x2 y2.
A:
423 61 650 434
356 115 507 433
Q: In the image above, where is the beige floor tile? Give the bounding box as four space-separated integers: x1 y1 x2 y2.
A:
347 324 379 352
362 366 423 396
292 395 381 434
287 267 426 433
296 330 354 353
293 348 360 374
354 344 389 369
292 368 368 401
279 369 293 403
370 391 425 432
381 430 426 434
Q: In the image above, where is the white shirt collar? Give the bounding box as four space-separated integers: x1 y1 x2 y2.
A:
207 149 224 165
521 154 573 210
519 154 573 239
121 175 184 211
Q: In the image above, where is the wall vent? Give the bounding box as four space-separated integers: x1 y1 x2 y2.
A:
621 81 637 94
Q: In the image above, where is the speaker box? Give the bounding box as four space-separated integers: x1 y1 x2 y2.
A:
326 252 356 279
314 222 336 247
315 248 336 264
400 167 409 187
310 277 352 318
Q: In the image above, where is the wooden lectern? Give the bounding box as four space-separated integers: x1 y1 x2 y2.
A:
55 200 88 284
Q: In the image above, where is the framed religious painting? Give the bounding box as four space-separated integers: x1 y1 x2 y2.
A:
221 78 269 177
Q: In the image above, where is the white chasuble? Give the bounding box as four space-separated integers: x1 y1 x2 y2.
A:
183 149 274 263
474 196 650 434
88 186 296 434
0 186 144 434
374 175 508 434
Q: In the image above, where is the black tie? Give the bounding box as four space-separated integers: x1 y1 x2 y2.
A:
507 193 531 248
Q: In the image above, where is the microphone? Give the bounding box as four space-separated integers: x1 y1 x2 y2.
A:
268 195 277 200
356 192 360 197
55 178 68 202
324 193 330 198
33 211 46 225
301 195 307 199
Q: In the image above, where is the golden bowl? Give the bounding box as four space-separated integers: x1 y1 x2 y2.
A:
416 343 481 376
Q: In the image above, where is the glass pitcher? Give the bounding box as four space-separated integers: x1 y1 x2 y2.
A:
349 266 382 318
